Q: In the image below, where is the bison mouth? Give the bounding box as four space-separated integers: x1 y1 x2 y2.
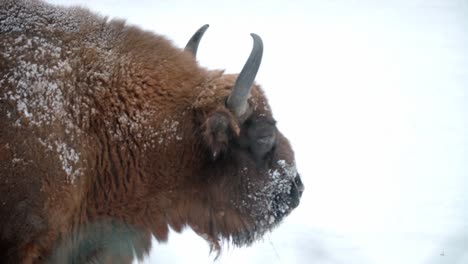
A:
228 160 304 247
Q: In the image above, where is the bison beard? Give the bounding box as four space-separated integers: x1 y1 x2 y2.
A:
0 0 304 263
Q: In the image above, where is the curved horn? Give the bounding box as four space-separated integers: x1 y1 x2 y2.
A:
184 24 209 57
226 33 263 117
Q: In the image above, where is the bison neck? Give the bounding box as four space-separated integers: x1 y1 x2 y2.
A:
77 102 203 240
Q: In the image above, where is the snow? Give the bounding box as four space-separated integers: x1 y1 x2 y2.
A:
156 119 181 145
1 1 86 182
55 141 81 184
1 0 130 184
1 36 69 127
31 0 468 263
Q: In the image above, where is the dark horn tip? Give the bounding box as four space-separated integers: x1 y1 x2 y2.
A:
184 24 210 57
250 33 260 39
250 33 263 47
197 24 210 34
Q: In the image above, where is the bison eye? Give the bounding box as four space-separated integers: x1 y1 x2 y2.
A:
244 118 277 160
251 134 276 159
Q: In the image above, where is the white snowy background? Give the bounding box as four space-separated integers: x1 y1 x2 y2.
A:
46 0 468 263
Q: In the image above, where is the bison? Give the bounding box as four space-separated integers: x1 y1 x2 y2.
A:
0 0 304 263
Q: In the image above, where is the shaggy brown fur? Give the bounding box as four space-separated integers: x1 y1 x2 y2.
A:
0 0 303 263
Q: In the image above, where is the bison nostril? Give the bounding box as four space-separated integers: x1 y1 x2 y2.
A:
288 187 301 209
294 174 304 194
285 175 303 210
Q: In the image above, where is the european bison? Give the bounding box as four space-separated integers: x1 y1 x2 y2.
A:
0 0 304 263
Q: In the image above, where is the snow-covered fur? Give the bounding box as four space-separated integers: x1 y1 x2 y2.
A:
0 0 303 263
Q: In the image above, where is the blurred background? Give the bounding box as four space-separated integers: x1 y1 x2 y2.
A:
46 0 468 263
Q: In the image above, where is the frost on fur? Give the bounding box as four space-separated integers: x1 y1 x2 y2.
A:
0 1 303 263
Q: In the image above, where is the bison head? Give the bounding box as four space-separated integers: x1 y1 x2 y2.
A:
165 25 304 251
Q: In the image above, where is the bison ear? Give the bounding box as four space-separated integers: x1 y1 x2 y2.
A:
201 109 240 159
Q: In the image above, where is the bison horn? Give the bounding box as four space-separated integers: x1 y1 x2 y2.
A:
227 33 263 117
184 24 209 57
